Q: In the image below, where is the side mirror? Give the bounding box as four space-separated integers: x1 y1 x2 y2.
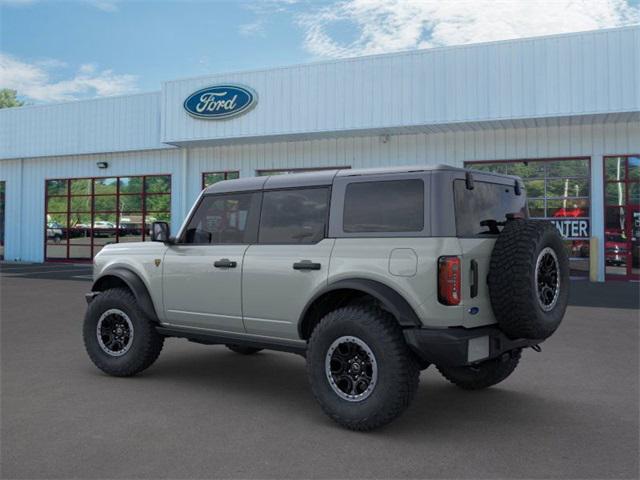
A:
151 221 170 243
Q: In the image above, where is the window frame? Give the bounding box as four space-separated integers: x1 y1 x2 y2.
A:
330 173 431 238
177 190 262 246
257 186 332 245
44 174 171 262
201 171 240 189
602 154 640 280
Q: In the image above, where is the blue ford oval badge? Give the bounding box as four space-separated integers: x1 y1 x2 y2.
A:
183 84 257 120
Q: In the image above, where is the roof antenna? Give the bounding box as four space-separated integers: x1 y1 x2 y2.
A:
465 172 474 190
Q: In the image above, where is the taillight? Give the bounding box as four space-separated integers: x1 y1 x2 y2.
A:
438 256 461 305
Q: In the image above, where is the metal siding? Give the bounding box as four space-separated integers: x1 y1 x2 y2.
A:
181 119 639 206
160 27 638 145
0 92 169 160
0 149 184 262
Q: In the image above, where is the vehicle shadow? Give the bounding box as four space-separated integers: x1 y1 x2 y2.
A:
136 345 594 437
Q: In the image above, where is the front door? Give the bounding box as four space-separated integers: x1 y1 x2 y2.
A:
242 187 332 340
604 155 639 280
162 191 261 332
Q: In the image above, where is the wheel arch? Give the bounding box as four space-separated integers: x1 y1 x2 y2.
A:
298 278 422 340
92 267 159 322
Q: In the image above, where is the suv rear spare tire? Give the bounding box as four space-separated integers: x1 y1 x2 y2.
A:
488 219 569 340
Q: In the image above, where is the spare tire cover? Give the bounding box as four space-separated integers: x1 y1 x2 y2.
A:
488 219 569 340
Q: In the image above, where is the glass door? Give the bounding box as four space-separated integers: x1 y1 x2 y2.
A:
604 156 639 280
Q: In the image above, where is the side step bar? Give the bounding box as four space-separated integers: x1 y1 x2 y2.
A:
156 325 307 356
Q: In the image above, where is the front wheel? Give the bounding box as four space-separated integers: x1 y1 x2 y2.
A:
83 288 164 377
307 306 419 431
436 349 521 390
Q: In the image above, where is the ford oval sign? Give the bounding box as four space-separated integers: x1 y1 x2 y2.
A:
183 84 257 120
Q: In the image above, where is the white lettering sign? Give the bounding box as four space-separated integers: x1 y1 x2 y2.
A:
195 92 238 114
551 219 590 239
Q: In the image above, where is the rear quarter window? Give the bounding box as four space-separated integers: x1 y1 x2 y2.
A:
454 180 527 236
343 179 424 233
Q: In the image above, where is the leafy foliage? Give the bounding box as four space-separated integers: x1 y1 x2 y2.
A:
0 89 24 109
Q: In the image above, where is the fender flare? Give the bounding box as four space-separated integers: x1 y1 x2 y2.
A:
298 278 422 337
91 267 159 322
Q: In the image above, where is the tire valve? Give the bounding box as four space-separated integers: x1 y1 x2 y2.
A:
530 344 542 353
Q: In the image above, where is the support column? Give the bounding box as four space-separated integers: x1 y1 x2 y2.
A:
590 155 605 282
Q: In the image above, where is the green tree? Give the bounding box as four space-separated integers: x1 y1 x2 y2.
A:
0 89 24 109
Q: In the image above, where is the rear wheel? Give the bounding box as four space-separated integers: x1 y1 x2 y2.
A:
437 349 521 390
307 305 419 431
83 288 164 377
225 344 263 355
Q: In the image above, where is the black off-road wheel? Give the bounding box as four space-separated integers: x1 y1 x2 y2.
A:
225 344 263 355
488 219 569 340
83 288 164 377
307 305 419 431
437 349 522 390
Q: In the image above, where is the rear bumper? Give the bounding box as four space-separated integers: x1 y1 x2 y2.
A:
403 325 541 367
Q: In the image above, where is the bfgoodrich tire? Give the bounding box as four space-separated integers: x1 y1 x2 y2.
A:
83 288 164 377
488 219 569 340
437 349 521 390
307 306 419 431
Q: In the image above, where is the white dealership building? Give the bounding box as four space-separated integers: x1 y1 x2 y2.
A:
0 26 638 281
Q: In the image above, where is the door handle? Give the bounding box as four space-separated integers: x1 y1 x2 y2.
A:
293 260 321 270
470 259 478 298
214 258 237 268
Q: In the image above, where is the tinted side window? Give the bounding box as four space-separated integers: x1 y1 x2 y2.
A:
183 192 260 244
454 180 528 236
343 179 424 233
259 188 329 244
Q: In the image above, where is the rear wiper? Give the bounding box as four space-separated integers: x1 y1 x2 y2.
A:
479 219 503 234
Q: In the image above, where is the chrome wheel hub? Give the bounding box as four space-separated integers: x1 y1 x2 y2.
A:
325 336 378 402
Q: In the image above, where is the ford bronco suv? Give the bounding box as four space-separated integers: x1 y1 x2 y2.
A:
83 165 569 431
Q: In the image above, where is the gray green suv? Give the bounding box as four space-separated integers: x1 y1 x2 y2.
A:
83 165 569 430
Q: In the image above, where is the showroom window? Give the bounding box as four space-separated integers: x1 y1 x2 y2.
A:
202 171 239 189
603 155 639 280
45 175 171 261
256 167 349 176
0 181 4 260
466 158 591 276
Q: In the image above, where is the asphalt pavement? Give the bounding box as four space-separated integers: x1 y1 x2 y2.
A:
1 264 638 479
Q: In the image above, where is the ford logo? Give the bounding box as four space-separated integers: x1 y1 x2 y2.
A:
183 84 257 120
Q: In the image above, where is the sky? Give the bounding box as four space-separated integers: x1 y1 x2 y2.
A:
1 0 639 104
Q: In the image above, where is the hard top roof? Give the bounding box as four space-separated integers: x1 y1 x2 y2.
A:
203 164 519 194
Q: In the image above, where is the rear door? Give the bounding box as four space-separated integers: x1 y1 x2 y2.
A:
242 187 333 340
